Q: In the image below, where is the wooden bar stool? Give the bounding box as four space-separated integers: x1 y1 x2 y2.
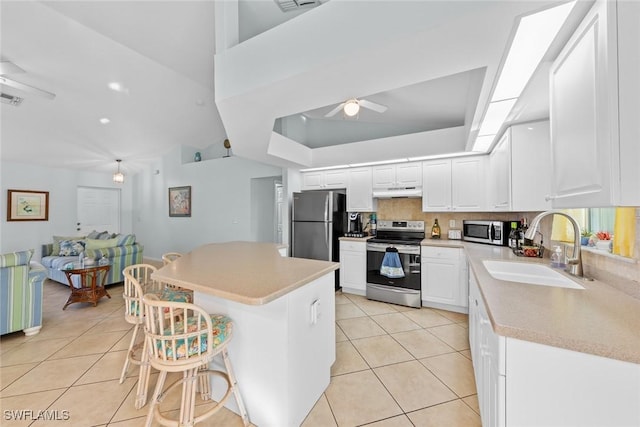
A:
119 264 192 409
142 294 249 427
162 252 182 266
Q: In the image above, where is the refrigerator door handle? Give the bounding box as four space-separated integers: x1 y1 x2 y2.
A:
324 194 330 222
325 221 332 259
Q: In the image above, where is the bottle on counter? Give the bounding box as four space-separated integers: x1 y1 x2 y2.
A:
508 222 519 249
518 218 528 248
370 213 377 237
431 218 441 239
550 245 566 268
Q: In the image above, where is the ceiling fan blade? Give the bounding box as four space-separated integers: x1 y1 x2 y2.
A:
0 61 26 75
324 102 345 118
359 99 387 113
0 77 56 100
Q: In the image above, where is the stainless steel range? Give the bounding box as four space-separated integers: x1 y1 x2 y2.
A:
366 220 424 308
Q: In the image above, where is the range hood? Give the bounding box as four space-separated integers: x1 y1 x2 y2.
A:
372 187 422 199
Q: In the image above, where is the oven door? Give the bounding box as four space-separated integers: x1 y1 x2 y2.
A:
366 242 421 307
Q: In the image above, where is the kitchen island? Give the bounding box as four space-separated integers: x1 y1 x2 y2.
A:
152 241 339 427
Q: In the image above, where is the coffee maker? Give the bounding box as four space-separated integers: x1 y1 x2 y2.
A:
345 212 364 237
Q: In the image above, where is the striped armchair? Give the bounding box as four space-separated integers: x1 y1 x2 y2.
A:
0 249 46 336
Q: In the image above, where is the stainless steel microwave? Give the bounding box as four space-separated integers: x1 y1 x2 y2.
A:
462 220 518 246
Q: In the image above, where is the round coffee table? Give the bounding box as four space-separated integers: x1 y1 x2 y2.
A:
61 263 111 310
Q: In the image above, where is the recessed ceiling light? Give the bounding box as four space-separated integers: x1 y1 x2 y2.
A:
99 118 110 124
108 82 129 94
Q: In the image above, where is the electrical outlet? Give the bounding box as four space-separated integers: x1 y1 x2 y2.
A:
449 219 456 228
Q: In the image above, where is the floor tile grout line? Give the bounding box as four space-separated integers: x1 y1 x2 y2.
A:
341 298 475 426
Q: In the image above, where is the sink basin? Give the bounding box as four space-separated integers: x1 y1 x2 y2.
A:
482 260 584 289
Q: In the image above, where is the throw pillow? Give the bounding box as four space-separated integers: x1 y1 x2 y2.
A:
53 235 85 255
115 234 136 246
0 249 34 267
86 230 102 239
85 237 119 251
59 240 86 256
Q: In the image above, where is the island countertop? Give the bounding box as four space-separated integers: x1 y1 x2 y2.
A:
152 241 339 305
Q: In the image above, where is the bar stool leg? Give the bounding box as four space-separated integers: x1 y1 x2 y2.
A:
222 348 250 427
135 338 151 409
119 323 140 384
181 368 199 426
198 365 211 401
145 369 167 427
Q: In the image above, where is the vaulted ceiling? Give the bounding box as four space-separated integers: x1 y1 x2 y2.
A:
0 0 589 174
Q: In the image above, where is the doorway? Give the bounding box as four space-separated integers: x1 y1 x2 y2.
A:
76 186 121 235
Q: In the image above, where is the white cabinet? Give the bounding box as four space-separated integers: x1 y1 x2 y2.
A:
549 0 640 207
469 274 505 427
468 270 640 427
422 159 452 211
301 169 348 190
339 240 366 295
421 246 468 313
422 156 487 212
488 121 552 212
488 132 511 211
372 162 422 189
347 167 377 212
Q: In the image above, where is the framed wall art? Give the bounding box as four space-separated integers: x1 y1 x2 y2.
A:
7 189 49 221
169 186 191 217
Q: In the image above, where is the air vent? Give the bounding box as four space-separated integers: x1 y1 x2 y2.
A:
275 0 320 12
0 92 23 106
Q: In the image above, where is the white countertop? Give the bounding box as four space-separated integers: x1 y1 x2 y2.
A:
453 241 640 364
152 241 338 305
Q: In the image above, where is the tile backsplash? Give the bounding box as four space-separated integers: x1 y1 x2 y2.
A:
368 199 639 299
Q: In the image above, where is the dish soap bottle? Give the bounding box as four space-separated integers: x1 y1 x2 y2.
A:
550 245 565 268
431 219 441 239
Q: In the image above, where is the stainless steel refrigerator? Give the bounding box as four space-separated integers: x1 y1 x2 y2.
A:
291 191 346 288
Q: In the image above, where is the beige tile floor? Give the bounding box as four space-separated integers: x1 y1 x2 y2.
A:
0 281 480 426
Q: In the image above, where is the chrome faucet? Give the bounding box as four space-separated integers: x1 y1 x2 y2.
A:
524 210 583 277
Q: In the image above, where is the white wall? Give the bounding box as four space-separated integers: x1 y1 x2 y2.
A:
1 152 283 261
132 148 283 260
0 161 134 257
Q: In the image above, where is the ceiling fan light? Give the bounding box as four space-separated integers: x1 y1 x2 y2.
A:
113 159 124 184
343 99 360 117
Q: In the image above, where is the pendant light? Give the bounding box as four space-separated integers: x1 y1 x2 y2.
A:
113 159 124 184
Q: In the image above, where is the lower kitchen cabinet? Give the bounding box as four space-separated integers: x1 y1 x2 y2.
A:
339 240 366 295
469 274 640 427
421 246 468 313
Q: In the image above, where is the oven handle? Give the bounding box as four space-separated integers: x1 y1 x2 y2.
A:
366 243 421 255
367 283 421 294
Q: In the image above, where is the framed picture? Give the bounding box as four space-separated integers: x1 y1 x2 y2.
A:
7 189 49 221
169 186 191 217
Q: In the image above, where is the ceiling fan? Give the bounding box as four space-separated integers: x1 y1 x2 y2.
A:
324 98 387 118
0 61 56 103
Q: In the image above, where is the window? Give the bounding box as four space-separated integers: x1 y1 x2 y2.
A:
551 208 636 258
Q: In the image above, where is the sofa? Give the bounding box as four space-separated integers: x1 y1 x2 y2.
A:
41 232 144 286
0 249 46 336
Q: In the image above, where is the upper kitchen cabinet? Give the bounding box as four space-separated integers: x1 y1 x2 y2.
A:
489 121 552 212
372 162 422 189
423 157 487 212
549 0 640 207
301 169 348 191
347 167 377 212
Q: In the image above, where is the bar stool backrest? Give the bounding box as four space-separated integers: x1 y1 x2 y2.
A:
142 294 219 369
162 252 182 266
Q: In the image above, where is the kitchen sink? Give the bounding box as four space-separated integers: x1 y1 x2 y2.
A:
482 260 584 289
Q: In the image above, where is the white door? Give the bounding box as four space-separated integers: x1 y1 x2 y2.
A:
76 187 121 235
